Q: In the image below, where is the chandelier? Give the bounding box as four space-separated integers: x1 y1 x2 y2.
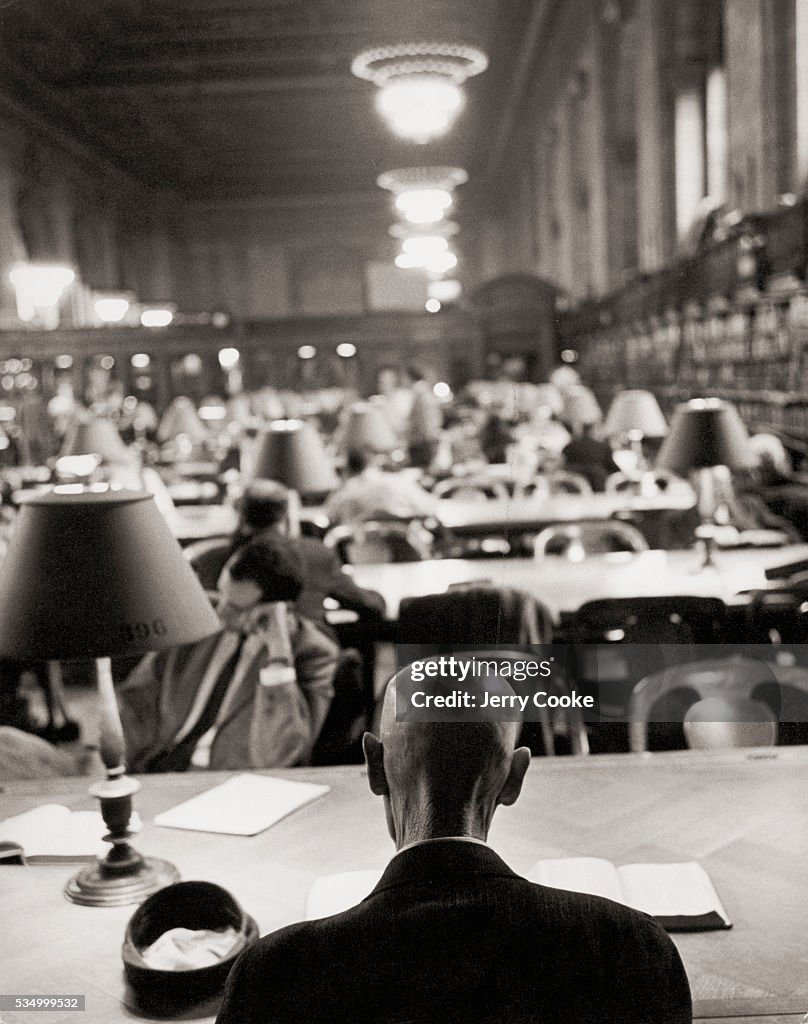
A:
352 43 488 143
390 221 459 275
377 167 468 224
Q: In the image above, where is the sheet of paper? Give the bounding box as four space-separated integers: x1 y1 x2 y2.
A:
154 773 330 836
305 869 382 920
617 861 731 923
526 857 624 904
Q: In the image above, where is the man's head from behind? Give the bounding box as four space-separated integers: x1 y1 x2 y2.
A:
239 480 291 535
363 673 530 849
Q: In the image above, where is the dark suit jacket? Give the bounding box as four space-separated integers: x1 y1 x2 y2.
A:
294 535 385 629
217 839 692 1024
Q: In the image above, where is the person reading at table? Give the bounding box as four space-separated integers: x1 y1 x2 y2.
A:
117 537 338 772
217 674 692 1024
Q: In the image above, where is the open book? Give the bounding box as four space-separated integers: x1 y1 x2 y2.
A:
154 773 330 836
305 858 730 933
527 857 731 932
0 804 116 863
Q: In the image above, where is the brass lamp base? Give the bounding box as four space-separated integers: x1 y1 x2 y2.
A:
65 855 179 907
65 753 179 907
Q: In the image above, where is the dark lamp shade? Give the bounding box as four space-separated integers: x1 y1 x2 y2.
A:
656 399 756 475
61 416 133 465
604 390 668 439
0 489 221 662
341 403 399 453
252 419 338 495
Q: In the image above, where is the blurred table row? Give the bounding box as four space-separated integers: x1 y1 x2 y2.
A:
348 545 808 623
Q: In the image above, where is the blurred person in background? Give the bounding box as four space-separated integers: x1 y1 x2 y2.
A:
406 366 443 469
325 450 437 526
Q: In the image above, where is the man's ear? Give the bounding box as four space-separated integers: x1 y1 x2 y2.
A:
496 746 531 807
362 732 388 797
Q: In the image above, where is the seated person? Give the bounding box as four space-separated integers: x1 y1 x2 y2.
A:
118 538 338 772
562 422 620 491
234 479 386 634
218 674 691 1024
479 411 514 464
324 451 437 526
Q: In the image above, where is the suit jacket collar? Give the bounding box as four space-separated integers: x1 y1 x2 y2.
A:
368 839 519 898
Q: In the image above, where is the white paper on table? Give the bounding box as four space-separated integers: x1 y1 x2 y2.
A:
154 773 329 836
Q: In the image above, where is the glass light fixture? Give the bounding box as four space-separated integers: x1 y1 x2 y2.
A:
378 167 468 224
428 279 462 303
297 345 317 360
9 263 75 324
402 235 449 258
218 347 240 369
395 250 458 274
336 343 357 358
94 293 132 324
425 298 442 313
140 307 174 328
352 44 488 143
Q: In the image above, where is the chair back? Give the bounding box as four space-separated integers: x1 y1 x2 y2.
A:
628 655 808 751
682 697 778 749
605 472 637 494
432 477 510 501
184 537 232 591
543 470 592 495
324 521 433 565
398 586 552 646
570 596 727 644
534 521 649 560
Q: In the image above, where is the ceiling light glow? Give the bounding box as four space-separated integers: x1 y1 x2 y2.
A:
353 44 488 143
140 308 173 328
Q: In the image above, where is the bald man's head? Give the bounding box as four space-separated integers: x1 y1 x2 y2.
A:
363 674 530 848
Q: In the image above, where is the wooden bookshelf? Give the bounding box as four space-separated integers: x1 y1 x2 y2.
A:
559 198 808 437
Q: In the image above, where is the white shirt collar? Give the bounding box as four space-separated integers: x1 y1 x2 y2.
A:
394 835 489 857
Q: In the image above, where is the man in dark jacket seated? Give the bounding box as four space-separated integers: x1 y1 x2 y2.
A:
562 422 620 491
232 480 386 634
218 672 692 1024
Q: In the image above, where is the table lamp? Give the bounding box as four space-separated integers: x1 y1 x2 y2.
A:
604 389 668 480
157 397 209 453
604 390 667 444
340 402 400 457
562 385 602 433
61 414 133 466
252 419 339 535
0 488 221 906
656 398 756 566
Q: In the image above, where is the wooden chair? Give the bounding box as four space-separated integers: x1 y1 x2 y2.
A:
183 537 232 590
628 655 808 751
533 520 649 560
324 521 433 565
395 588 586 757
683 697 778 749
432 477 511 501
543 471 592 495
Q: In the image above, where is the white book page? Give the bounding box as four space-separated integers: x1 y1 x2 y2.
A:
617 862 730 922
305 869 382 920
0 805 108 860
154 773 330 836
527 857 624 904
